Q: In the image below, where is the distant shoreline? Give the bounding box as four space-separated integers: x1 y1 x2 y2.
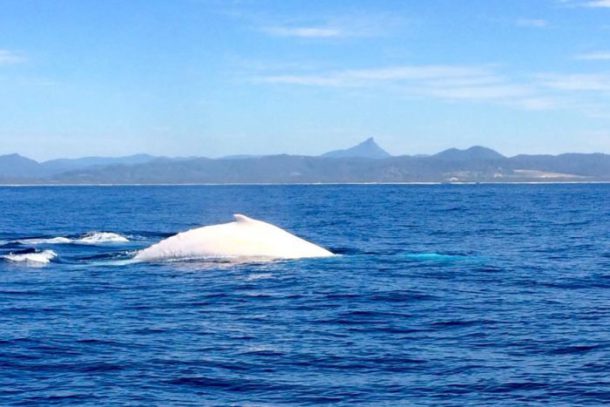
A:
3 143 609 184
1 181 610 187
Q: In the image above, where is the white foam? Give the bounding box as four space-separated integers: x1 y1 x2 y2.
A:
4 250 57 265
18 237 72 245
75 232 129 244
244 273 274 281
16 232 130 246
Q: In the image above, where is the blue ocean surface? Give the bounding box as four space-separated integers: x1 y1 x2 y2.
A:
1 184 609 406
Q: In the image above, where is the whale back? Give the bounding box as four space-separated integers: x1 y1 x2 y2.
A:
134 214 333 261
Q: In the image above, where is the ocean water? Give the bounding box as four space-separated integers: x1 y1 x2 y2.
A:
1 184 609 406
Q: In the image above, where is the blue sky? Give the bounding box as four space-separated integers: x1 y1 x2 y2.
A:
1 0 610 159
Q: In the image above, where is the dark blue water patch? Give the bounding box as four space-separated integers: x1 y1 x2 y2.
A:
72 251 137 263
1 184 610 405
1 247 38 255
0 241 29 250
326 246 363 255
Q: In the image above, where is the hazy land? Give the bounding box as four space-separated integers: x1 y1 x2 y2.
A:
2 138 609 184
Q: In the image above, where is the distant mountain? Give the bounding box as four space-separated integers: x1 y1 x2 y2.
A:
1 145 609 183
321 137 392 159
433 146 505 161
221 154 263 160
0 154 43 179
42 154 157 174
47 152 610 184
0 153 162 180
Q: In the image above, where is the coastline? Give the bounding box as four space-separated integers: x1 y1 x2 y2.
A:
1 181 610 187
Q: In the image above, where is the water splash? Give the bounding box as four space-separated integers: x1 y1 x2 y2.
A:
3 249 57 265
15 232 129 246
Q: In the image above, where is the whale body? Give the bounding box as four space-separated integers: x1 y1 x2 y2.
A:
134 214 333 262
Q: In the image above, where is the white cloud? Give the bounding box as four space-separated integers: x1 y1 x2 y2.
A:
259 65 494 87
256 62 610 113
424 84 532 100
257 64 557 110
555 0 610 8
575 51 610 60
584 0 610 7
538 73 610 91
516 18 549 28
256 10 405 39
263 26 343 38
0 50 26 65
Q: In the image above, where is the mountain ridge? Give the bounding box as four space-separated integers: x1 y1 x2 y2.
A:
433 146 506 161
1 139 609 183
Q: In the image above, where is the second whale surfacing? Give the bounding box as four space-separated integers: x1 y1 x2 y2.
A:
134 214 333 262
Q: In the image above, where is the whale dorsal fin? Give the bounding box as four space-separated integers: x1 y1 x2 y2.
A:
234 214 255 223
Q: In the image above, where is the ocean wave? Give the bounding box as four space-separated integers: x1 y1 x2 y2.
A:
3 250 57 265
16 232 129 246
17 237 72 245
75 232 129 244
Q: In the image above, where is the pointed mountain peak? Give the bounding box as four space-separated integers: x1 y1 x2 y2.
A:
321 137 392 159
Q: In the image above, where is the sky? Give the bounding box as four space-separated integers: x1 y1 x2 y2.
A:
1 0 610 160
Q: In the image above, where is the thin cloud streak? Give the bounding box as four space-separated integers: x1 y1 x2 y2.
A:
584 0 610 7
0 50 26 65
539 73 610 91
254 10 405 39
260 65 493 87
257 65 554 111
263 26 343 38
516 18 549 27
575 51 610 60
555 0 610 9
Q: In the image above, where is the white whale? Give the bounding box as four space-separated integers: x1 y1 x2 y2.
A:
134 214 333 262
